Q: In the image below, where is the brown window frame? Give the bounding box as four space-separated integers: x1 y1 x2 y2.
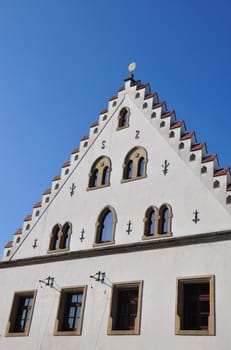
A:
121 147 148 183
48 222 72 253
5 290 37 337
175 275 215 336
108 281 143 335
87 156 111 190
54 286 87 336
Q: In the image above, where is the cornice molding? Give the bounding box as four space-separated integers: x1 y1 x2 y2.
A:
1 230 231 269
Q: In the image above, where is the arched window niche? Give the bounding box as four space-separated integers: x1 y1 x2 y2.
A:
117 107 130 130
143 206 158 237
142 204 172 240
49 224 62 251
88 156 111 190
158 204 172 236
48 222 72 253
122 147 148 183
94 206 117 246
59 222 72 250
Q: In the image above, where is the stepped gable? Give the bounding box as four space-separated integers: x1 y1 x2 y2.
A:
3 74 231 258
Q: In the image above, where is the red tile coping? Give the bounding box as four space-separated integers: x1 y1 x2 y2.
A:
191 143 205 151
71 147 79 154
170 121 184 129
14 228 22 235
99 109 108 115
144 92 156 100
161 111 174 119
80 135 89 141
153 101 165 109
137 83 149 90
202 155 217 163
53 175 61 181
43 188 51 195
33 201 42 208
214 167 229 177
5 241 13 248
24 215 32 222
181 131 194 140
118 86 125 92
62 161 70 168
90 122 99 128
109 95 117 101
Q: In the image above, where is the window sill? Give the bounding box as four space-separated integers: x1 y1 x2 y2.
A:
121 175 147 184
93 240 115 247
87 183 110 191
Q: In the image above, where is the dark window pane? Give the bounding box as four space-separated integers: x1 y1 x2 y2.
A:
99 211 113 242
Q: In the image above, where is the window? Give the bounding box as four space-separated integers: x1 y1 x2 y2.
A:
54 286 87 336
122 147 147 182
94 206 117 246
158 204 171 235
143 204 172 239
175 276 215 335
117 107 130 130
108 281 143 335
48 222 72 252
88 156 111 190
5 290 37 336
143 206 158 237
59 222 71 250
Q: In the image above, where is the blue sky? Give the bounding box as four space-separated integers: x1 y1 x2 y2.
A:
0 0 231 253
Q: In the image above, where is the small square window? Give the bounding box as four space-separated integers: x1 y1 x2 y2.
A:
5 290 37 337
108 281 143 335
54 286 87 336
175 276 215 335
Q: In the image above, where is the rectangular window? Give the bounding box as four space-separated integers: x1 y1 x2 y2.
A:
5 290 37 337
108 281 143 335
54 286 87 336
175 276 215 335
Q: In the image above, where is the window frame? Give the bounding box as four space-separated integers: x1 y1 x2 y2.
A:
117 107 130 130
175 275 215 336
108 281 143 335
87 156 111 190
121 147 148 183
142 204 172 240
54 286 87 336
93 206 117 246
48 222 72 253
5 290 37 337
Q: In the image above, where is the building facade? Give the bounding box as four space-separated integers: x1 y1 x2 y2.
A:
1 74 231 349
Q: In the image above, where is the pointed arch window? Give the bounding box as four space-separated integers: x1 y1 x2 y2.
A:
48 222 72 252
126 160 133 179
59 222 72 250
94 206 117 246
49 224 61 251
117 107 130 130
143 207 158 236
137 157 145 177
158 204 172 236
143 204 172 239
88 156 111 190
102 166 110 185
122 147 147 182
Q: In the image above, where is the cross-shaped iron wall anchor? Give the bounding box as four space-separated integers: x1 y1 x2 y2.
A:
39 276 54 288
80 228 85 242
162 160 170 175
193 210 200 224
32 238 38 249
70 183 76 196
126 220 132 235
90 271 105 284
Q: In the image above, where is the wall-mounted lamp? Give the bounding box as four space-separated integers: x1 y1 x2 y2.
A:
90 271 105 284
